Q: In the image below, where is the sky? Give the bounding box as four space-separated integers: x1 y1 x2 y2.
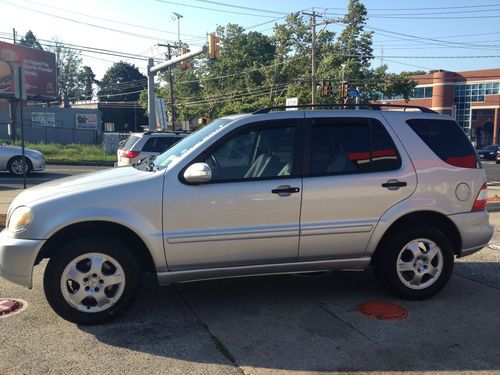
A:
1 0 499 80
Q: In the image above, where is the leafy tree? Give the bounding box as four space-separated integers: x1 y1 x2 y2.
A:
19 30 43 50
77 66 96 100
48 39 82 102
98 61 147 131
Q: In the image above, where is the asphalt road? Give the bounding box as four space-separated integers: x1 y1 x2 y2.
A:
0 164 109 188
1 164 500 374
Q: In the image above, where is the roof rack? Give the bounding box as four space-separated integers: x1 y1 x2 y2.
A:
252 103 437 115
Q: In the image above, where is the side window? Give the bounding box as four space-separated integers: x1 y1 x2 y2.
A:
204 124 296 181
310 118 401 175
156 137 179 152
142 138 157 152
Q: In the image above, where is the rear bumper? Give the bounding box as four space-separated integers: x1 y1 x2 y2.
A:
0 230 45 288
448 211 494 258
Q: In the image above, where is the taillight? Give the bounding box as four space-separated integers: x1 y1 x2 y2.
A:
472 183 488 212
122 150 140 159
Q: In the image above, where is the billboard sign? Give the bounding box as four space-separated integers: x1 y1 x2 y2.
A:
0 41 57 100
75 113 98 129
32 112 56 127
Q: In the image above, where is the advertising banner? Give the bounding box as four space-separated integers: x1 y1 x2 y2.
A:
0 41 57 99
32 112 56 127
75 113 98 129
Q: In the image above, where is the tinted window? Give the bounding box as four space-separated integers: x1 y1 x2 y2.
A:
143 137 181 152
310 118 401 175
204 124 296 181
406 119 479 168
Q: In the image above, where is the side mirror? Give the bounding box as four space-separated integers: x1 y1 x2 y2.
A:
183 162 212 184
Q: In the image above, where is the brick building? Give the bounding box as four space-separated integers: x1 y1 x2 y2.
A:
383 68 500 148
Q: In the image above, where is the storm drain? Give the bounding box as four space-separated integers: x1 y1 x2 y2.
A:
358 300 408 320
0 298 27 318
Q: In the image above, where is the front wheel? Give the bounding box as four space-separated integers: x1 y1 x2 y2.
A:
8 156 31 176
373 227 454 300
44 237 140 324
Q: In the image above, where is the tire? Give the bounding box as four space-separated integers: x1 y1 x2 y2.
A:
43 237 140 325
372 226 454 300
7 156 32 176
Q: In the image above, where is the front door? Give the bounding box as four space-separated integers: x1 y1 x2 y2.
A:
299 112 417 261
162 119 303 270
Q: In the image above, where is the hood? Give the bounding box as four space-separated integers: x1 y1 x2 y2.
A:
1 145 43 155
10 166 158 209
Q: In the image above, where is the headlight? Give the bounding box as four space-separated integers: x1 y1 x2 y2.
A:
7 206 33 233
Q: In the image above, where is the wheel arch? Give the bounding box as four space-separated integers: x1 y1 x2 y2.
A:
371 211 462 262
36 221 157 275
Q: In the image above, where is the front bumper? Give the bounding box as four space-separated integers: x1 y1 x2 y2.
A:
448 211 494 258
0 229 45 288
31 157 46 171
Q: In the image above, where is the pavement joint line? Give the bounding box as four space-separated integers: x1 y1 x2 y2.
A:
453 271 500 292
172 286 245 375
314 301 373 343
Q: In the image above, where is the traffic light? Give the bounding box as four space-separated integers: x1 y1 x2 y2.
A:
180 47 192 70
341 81 349 98
208 32 220 59
321 80 332 97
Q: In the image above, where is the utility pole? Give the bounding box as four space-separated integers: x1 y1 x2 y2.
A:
303 10 317 106
158 43 176 130
303 11 341 107
12 28 16 44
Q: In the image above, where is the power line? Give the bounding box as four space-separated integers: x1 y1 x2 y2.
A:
1 0 175 43
154 0 277 18
16 0 205 39
191 0 288 15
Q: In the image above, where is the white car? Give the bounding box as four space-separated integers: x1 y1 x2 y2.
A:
117 131 188 166
0 144 46 175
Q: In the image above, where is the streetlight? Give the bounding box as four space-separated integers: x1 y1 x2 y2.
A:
172 12 183 46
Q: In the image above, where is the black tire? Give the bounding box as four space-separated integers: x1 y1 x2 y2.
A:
43 236 140 325
7 156 32 176
372 226 454 300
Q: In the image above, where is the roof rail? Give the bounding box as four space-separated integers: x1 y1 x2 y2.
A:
252 103 437 114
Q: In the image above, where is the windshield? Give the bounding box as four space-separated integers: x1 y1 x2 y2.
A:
483 145 499 151
153 118 233 170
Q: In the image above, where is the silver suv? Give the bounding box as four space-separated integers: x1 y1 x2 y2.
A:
116 131 188 166
0 104 493 324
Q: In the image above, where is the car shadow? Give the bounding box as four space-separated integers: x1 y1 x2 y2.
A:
81 263 500 373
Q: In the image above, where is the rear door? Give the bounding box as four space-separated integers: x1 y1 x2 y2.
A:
299 112 417 261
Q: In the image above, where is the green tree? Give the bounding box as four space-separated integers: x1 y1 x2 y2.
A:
98 61 147 131
77 66 96 100
19 30 43 50
49 40 82 102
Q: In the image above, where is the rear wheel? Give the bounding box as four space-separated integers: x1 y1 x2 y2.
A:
373 227 454 299
44 237 140 324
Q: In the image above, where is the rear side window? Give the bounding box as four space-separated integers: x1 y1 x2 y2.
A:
406 119 478 168
310 118 401 175
143 137 180 152
122 135 140 151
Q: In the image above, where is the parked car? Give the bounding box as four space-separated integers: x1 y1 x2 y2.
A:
0 105 493 324
116 131 188 166
477 144 500 160
0 144 46 176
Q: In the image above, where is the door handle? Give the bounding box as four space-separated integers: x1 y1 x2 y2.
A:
382 179 407 190
272 185 300 195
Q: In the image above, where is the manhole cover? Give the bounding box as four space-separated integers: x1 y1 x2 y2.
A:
358 300 408 320
0 298 27 318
